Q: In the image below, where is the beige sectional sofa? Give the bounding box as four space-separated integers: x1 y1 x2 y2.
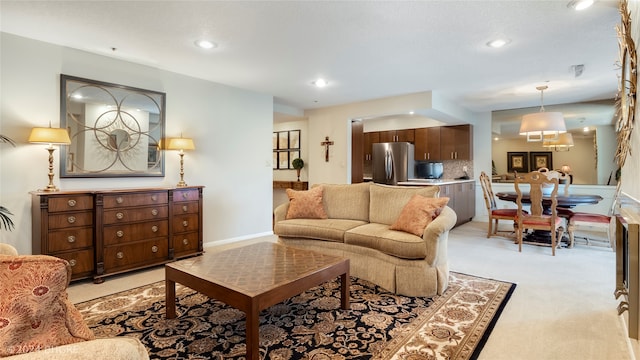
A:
274 183 457 297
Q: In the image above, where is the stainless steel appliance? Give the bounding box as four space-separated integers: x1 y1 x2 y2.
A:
372 142 415 185
416 161 444 179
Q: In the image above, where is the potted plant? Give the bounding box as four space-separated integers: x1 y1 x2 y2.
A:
1 134 15 231
292 158 304 181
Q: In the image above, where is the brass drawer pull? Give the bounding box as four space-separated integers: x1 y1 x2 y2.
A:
182 238 189 245
151 245 159 253
67 216 76 224
182 192 189 199
116 212 124 220
151 225 159 232
67 199 77 207
116 230 124 238
182 205 188 212
116 196 124 204
69 259 77 267
151 209 159 216
151 195 158 201
116 252 124 259
67 235 76 243
182 220 188 227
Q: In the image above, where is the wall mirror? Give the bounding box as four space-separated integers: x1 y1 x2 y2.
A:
60 75 166 177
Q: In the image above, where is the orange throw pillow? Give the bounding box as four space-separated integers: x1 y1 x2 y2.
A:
390 195 449 236
285 186 328 219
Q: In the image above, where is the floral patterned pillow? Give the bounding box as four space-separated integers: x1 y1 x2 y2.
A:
285 186 328 220
0 255 95 356
390 195 449 236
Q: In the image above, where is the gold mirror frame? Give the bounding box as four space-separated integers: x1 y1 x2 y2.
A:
615 0 637 168
60 75 166 177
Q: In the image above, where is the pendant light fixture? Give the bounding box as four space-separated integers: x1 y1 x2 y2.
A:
519 85 566 142
543 132 574 151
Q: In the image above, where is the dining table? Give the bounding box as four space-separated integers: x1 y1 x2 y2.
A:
494 191 604 245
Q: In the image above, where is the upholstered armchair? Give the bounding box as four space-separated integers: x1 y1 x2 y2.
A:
0 244 149 360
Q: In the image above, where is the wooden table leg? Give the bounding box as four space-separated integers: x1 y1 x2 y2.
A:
166 278 176 319
341 271 350 310
245 302 259 360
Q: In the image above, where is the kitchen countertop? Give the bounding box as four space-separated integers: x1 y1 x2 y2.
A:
397 178 476 186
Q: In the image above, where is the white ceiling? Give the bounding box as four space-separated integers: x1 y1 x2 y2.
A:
0 0 621 128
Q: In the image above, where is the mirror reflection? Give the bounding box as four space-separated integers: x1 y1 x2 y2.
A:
60 75 166 177
491 99 617 185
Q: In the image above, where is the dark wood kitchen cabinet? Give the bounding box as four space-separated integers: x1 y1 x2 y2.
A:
440 125 473 160
414 127 441 161
379 129 415 143
31 186 204 282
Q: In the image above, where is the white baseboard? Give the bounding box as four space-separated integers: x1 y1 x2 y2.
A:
203 231 275 248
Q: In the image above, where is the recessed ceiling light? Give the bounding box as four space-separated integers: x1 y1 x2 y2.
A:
409 111 414 115
312 78 328 88
194 39 217 49
487 39 510 48
583 126 590 132
568 0 594 11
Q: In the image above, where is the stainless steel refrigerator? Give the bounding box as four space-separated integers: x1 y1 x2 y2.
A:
372 142 415 185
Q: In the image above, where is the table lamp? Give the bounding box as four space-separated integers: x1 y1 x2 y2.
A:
28 125 71 192
166 136 195 187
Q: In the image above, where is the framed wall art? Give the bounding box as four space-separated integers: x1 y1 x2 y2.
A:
273 129 301 170
530 151 553 171
507 152 528 173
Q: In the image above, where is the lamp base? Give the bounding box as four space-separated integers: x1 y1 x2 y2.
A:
176 181 188 187
41 185 60 192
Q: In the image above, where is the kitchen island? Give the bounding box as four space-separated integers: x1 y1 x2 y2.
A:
398 179 476 227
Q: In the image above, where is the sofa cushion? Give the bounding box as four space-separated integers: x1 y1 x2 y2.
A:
313 183 370 221
390 195 450 236
285 186 328 220
0 255 95 357
369 184 440 225
345 223 427 259
275 218 368 242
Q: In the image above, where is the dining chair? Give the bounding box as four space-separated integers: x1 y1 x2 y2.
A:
538 169 612 248
514 170 565 256
479 171 520 238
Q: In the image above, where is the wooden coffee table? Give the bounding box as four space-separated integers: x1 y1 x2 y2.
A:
165 242 350 360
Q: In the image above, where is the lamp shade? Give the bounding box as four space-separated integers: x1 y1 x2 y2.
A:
543 132 574 149
165 137 195 151
28 127 71 144
519 112 566 141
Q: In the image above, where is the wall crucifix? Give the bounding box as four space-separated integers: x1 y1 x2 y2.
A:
321 136 334 162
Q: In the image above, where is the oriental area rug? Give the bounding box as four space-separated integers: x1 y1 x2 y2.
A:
75 272 515 360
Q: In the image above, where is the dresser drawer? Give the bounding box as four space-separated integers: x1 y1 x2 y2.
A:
103 239 168 273
103 191 168 208
172 214 199 233
172 189 200 202
48 212 93 229
172 201 199 215
103 205 168 225
55 249 94 277
48 227 93 252
103 220 169 245
48 195 93 213
173 232 200 256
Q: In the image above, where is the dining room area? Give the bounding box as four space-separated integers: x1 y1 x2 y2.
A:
483 96 618 253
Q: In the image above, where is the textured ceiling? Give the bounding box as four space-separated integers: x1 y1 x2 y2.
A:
0 0 621 129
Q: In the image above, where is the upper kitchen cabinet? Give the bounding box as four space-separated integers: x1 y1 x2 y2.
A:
363 132 380 163
440 125 473 160
414 127 441 161
379 129 415 143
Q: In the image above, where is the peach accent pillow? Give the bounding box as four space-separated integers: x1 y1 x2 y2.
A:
390 195 449 236
285 186 328 219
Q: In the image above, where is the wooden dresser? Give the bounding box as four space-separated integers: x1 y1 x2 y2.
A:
31 186 204 282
